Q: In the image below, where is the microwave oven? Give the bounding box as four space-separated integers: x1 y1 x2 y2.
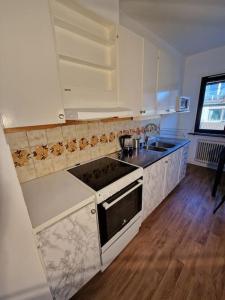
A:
176 96 190 112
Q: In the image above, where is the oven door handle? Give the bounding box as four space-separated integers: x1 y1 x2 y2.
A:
102 179 143 210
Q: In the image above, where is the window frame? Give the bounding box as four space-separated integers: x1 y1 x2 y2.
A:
194 73 225 135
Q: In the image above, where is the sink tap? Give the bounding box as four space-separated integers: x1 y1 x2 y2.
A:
144 135 149 146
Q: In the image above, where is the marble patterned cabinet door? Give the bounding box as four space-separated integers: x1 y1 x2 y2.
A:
142 157 167 221
163 148 182 198
36 202 100 300
179 144 189 182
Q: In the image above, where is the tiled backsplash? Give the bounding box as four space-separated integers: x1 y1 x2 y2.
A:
6 118 160 183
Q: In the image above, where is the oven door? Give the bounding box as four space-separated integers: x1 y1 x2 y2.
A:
98 179 143 247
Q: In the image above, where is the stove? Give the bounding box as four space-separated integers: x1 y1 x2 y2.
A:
68 156 143 270
68 157 138 191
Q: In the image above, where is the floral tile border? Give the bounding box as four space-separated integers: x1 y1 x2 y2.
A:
7 119 160 183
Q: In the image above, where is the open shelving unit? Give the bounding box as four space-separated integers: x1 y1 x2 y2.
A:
58 54 115 71
50 0 119 114
54 17 115 46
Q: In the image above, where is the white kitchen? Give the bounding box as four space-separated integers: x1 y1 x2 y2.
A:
1 1 225 300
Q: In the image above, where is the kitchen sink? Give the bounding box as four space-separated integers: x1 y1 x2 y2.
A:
150 141 175 148
144 145 167 152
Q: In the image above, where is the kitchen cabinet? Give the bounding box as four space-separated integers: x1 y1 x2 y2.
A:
0 0 64 128
179 144 189 181
156 49 181 114
118 25 144 116
163 148 182 198
119 27 181 117
143 146 188 221
142 39 158 115
51 0 118 112
36 202 100 300
142 157 167 220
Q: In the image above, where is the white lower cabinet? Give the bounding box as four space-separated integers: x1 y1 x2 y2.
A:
143 146 187 221
142 157 167 220
163 148 182 198
179 144 189 181
36 202 101 300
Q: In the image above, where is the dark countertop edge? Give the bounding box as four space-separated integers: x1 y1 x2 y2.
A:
141 140 191 169
188 132 225 138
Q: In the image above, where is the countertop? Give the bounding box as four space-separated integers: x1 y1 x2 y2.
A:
22 170 95 232
109 137 190 169
22 137 189 232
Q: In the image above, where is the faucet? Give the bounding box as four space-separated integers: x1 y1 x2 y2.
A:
144 123 158 146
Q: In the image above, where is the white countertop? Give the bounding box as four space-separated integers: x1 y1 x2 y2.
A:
22 170 96 232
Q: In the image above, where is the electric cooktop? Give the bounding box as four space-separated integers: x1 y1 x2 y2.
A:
68 157 138 191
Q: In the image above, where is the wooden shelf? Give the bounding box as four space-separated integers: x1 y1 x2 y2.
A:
54 17 115 46
59 54 115 71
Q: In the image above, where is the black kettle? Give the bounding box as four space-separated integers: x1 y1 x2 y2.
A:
119 134 133 155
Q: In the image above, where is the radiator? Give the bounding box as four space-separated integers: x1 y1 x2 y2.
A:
195 140 225 165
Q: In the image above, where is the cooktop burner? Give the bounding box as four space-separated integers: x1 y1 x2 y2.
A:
68 157 138 191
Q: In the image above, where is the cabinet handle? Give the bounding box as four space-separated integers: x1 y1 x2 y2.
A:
91 209 96 214
165 161 168 164
58 113 65 120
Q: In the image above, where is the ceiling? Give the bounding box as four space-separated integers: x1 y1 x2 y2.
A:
120 0 225 55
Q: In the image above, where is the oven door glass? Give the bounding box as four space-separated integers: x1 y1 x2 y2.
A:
98 180 142 246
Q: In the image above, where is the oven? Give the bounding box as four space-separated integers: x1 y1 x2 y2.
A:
97 178 143 247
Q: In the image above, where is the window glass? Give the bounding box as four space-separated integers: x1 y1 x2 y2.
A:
208 109 222 122
196 75 225 133
222 110 225 121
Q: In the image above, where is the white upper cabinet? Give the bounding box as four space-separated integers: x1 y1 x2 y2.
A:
118 25 144 116
156 49 181 114
51 0 118 111
142 39 158 115
0 0 64 128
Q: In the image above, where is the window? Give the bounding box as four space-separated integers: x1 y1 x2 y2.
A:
208 109 222 122
195 74 225 134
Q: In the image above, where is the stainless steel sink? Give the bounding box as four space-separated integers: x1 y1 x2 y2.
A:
143 145 167 152
150 141 175 148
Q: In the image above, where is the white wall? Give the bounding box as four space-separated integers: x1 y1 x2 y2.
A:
177 45 225 164
179 45 225 134
0 125 52 300
119 12 185 134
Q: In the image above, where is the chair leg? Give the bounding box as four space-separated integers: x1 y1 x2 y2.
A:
212 176 220 196
212 163 224 197
213 195 225 214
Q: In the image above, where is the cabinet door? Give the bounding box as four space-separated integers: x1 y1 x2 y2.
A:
36 202 100 300
142 158 166 221
179 144 189 182
118 25 144 116
157 49 180 114
142 39 158 115
0 0 64 128
164 149 182 198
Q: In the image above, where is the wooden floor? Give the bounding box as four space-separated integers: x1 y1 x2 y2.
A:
72 165 225 300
